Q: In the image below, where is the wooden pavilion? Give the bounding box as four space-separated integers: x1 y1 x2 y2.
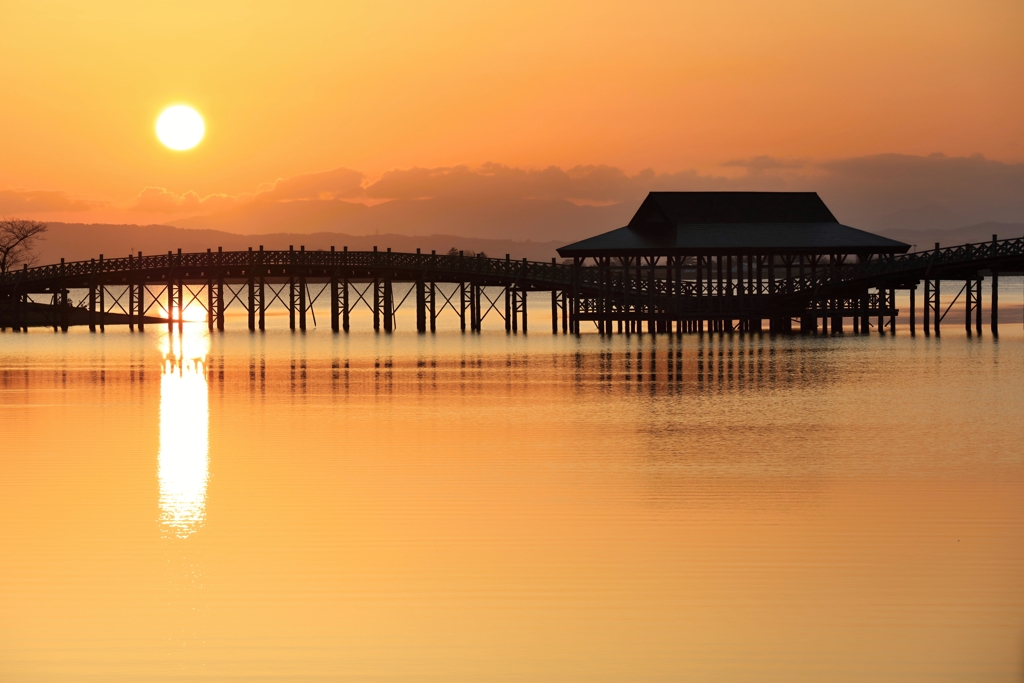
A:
557 191 911 333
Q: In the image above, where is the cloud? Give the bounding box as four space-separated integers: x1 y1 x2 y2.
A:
364 163 740 204
132 187 246 213
255 167 365 201
0 188 103 213
723 156 807 174
815 153 1024 222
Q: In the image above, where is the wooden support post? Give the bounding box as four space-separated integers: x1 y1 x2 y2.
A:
991 271 998 335
416 279 426 333
552 289 558 334
342 278 350 332
216 278 225 332
88 283 96 332
561 290 568 334
510 288 517 332
331 273 340 332
167 252 174 332
877 288 884 333
934 280 941 336
207 279 215 331
59 286 69 332
909 286 916 335
522 289 528 333
299 276 307 331
176 279 184 332
258 246 266 331
128 269 136 332
923 279 931 334
975 278 982 335
258 278 266 331
506 286 512 332
248 274 256 332
648 256 657 334
383 280 393 333
98 282 105 333
888 287 896 333
860 289 869 334
428 282 435 333
137 279 145 332
372 277 380 331
966 279 973 334
459 282 466 332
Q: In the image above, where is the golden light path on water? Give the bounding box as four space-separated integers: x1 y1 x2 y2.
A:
157 327 210 538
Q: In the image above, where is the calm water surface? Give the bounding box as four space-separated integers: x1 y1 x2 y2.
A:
1 319 1023 682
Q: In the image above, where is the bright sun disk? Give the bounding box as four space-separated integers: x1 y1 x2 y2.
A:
156 105 204 150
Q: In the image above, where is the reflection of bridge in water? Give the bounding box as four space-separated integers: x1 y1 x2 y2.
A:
1 237 1022 337
3 192 1024 337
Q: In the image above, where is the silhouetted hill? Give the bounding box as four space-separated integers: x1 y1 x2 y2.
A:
170 197 633 243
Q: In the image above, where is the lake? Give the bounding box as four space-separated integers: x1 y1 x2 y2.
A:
1 314 1023 681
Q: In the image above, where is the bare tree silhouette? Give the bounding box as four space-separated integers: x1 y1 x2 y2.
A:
0 219 48 273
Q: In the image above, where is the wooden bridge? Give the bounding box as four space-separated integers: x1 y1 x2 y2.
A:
1 235 1022 336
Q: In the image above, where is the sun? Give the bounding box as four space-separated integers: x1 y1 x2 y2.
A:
156 105 205 151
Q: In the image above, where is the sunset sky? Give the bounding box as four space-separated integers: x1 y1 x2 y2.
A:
2 0 1022 231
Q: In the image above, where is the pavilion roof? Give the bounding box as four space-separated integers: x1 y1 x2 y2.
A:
557 192 910 257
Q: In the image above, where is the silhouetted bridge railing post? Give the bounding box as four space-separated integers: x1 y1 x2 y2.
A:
1 236 1022 336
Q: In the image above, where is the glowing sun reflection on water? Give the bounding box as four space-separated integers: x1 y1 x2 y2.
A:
158 328 210 538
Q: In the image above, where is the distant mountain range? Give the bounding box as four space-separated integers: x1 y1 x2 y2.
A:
32 218 1024 268
32 222 568 265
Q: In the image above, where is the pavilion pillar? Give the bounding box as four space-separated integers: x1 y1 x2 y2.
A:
909 286 916 335
551 289 558 334
561 290 568 334
889 287 896 333
860 289 869 334
975 278 982 335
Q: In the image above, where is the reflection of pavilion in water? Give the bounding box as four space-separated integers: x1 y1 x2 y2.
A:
158 328 210 538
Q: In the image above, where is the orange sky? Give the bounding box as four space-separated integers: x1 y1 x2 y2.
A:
1 0 1022 222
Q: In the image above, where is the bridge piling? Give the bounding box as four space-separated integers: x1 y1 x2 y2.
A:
991 270 998 335
216 277 224 332
330 271 339 333
909 286 916 335
247 248 256 332
505 286 512 333
428 281 436 332
383 279 393 333
299 276 307 332
288 276 296 330
88 281 96 332
207 277 215 332
137 280 145 332
258 277 266 331
415 278 426 333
